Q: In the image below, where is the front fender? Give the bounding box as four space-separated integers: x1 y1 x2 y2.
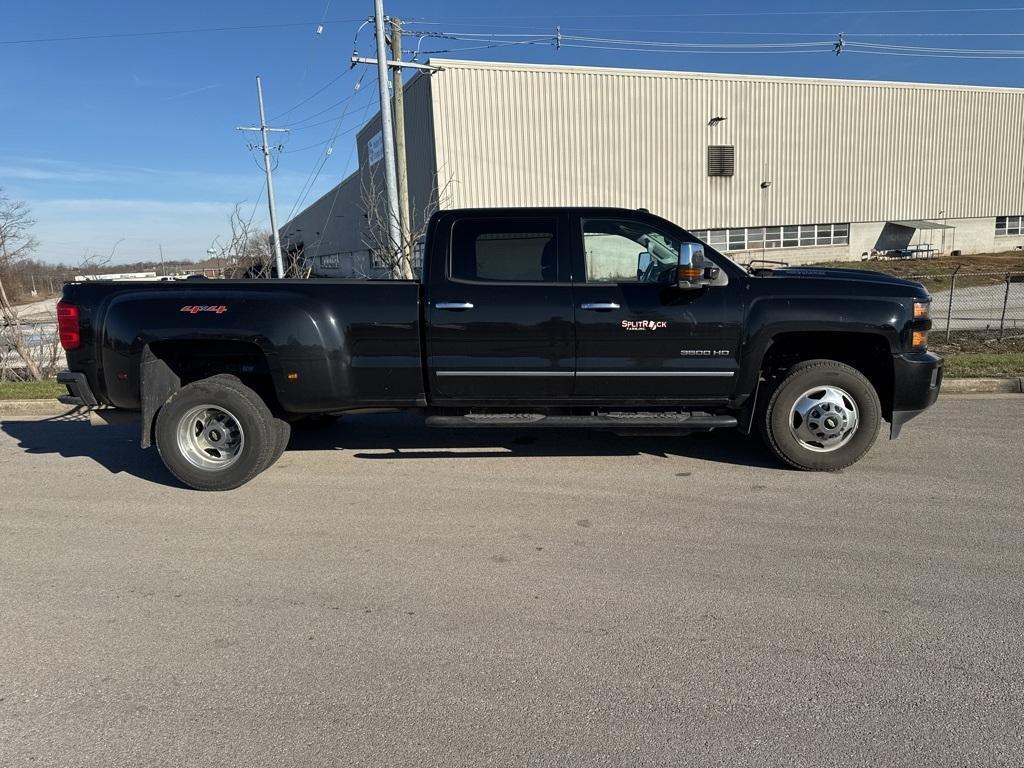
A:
736 295 906 395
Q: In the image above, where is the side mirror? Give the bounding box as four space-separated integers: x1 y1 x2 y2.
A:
677 242 711 290
636 251 653 280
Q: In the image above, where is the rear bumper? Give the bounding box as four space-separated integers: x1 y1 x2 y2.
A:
889 351 943 438
57 370 98 407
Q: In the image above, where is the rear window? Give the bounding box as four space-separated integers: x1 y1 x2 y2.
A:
450 218 559 282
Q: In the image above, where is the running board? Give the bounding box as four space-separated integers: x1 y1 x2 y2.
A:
425 412 738 430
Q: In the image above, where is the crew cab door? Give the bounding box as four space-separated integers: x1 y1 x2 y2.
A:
570 213 743 400
426 212 575 401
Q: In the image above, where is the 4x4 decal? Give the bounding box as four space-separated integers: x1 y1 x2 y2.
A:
180 305 228 314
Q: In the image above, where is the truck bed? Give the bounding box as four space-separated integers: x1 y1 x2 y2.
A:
62 278 424 413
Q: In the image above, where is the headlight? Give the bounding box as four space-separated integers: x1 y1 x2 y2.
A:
913 301 930 319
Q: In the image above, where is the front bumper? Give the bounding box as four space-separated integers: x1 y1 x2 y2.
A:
57 370 98 407
890 351 943 438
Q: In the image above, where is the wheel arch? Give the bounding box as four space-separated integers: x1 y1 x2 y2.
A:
140 339 280 448
754 331 895 421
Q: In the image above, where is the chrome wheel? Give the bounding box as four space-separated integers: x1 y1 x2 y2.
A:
175 404 245 471
788 385 859 453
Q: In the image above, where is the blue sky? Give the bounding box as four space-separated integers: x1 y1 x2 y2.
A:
3 1 1023 264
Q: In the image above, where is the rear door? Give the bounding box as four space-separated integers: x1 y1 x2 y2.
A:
570 213 743 401
426 212 576 401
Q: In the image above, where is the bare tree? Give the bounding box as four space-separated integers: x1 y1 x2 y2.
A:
0 189 44 380
359 169 455 279
215 203 308 279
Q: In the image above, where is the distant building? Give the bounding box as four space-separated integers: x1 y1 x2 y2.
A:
281 59 1024 277
73 271 158 282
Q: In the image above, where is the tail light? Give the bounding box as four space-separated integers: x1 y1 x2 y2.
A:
56 301 81 350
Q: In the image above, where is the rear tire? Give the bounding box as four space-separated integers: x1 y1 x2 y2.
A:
155 377 275 491
205 375 290 470
760 359 881 471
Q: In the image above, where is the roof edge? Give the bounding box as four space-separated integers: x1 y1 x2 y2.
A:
426 57 1024 94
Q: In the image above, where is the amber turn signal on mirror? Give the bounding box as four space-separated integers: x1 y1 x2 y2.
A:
677 266 704 282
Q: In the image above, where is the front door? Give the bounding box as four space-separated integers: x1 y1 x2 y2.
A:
426 212 575 402
570 214 743 401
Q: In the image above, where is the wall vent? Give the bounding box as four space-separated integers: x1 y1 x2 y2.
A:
707 145 735 177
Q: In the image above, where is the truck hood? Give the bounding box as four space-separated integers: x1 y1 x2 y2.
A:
759 266 927 295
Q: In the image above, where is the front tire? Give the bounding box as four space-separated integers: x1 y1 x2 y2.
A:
155 377 276 490
761 359 881 471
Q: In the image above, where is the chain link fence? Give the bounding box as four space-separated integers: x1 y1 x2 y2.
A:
911 271 1024 343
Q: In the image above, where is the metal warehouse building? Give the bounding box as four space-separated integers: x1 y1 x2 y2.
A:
281 59 1024 276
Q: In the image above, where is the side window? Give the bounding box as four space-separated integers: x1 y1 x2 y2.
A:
582 218 681 284
450 218 559 282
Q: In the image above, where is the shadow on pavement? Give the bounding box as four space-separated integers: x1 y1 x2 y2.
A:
1 411 786 488
0 415 182 487
287 412 786 470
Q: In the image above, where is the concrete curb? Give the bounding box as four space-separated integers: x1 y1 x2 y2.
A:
941 377 1024 394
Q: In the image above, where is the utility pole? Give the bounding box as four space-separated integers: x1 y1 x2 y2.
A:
158 243 164 277
373 0 403 277
390 16 412 279
237 76 288 279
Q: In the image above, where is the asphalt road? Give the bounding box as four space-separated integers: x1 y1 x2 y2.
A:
1 396 1021 767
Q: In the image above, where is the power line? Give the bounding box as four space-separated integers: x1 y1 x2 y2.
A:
268 71 349 122
560 34 832 49
405 27 1024 59
559 43 831 55
849 41 1024 54
293 0 335 91
418 23 1024 37
0 18 364 46
285 71 371 224
411 8 1024 21
280 87 375 130
280 102 376 154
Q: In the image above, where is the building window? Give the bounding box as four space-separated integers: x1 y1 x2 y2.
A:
707 145 735 177
693 223 849 252
997 216 1022 236
371 250 387 269
319 254 340 269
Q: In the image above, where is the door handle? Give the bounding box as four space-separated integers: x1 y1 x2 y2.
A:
435 301 474 311
580 302 621 311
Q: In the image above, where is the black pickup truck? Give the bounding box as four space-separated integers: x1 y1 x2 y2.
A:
57 207 942 490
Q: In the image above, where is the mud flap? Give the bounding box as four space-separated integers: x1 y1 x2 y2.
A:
140 346 180 448
889 408 925 440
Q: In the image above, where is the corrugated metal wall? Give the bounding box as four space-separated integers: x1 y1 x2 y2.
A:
427 60 1024 229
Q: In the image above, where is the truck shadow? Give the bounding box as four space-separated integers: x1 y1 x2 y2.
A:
287 412 786 470
0 411 786 487
0 413 183 487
